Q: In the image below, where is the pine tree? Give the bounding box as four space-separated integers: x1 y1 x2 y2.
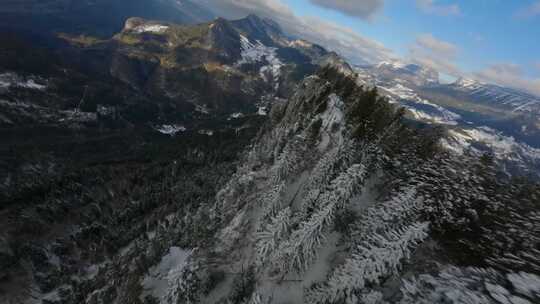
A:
258 182 286 219
307 222 429 304
274 163 369 274
399 267 506 304
255 207 292 266
350 187 423 241
165 252 202 304
270 136 305 184
299 140 358 218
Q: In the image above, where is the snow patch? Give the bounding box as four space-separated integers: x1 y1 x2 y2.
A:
195 104 210 114
141 247 192 303
258 106 268 116
320 94 344 132
228 112 244 120
198 129 214 136
155 124 186 136
444 127 540 163
288 39 313 48
381 83 460 125
0 72 47 91
317 94 345 151
377 60 409 70
238 35 283 89
58 110 97 123
133 24 169 34
507 272 540 298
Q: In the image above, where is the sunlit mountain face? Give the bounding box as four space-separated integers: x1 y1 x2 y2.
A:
1 1 539 304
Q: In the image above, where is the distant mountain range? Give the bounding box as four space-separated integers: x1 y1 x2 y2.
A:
356 60 540 178
449 77 540 117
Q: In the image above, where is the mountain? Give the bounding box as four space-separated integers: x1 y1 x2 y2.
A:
1 10 539 304
0 15 348 303
373 61 439 86
0 14 335 133
3 57 538 303
104 15 334 115
0 0 216 37
448 77 540 117
355 61 540 179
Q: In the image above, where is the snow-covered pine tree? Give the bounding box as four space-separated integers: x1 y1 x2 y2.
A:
164 252 203 304
299 140 359 218
307 222 429 304
349 187 423 241
270 136 306 184
399 266 540 304
255 207 292 266
244 290 272 304
273 163 369 274
213 167 257 221
258 182 286 219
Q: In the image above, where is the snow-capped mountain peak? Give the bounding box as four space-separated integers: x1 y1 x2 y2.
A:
453 77 482 89
374 60 439 86
451 77 540 115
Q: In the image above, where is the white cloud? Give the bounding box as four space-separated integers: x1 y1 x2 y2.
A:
415 34 458 58
473 63 540 96
408 34 461 77
416 0 460 16
515 1 540 19
409 35 540 96
309 0 384 20
200 0 395 64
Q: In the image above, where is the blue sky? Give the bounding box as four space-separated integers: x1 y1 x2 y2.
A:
288 0 540 76
205 0 540 95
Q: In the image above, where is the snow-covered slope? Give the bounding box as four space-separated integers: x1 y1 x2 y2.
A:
237 35 283 89
148 68 540 304
374 61 439 86
451 78 540 116
443 126 540 176
355 62 540 179
380 83 461 125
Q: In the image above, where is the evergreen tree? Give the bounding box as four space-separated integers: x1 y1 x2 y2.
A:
255 207 292 266
274 163 369 274
308 222 429 304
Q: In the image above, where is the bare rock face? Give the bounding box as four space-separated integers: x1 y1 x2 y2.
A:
123 17 146 31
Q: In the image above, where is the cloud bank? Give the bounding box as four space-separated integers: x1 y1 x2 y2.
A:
408 34 461 77
309 0 384 20
473 63 540 96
